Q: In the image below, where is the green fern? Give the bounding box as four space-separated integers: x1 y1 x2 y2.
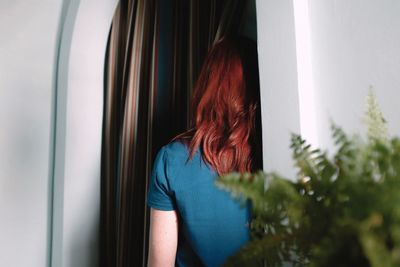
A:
364 88 389 141
216 91 400 266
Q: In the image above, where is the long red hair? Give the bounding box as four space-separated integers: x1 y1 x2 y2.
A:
172 37 262 176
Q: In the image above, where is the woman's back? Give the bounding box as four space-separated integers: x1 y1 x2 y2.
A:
147 140 251 266
147 37 260 267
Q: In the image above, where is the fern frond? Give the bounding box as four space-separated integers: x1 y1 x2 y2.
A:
363 88 389 141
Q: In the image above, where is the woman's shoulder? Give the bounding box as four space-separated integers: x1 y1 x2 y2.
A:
164 139 188 153
152 141 193 184
160 140 196 162
157 140 183 156
158 140 202 167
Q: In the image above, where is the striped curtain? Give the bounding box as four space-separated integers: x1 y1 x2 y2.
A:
100 0 247 266
100 0 159 266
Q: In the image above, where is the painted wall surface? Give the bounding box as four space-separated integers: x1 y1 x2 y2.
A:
256 0 400 177
309 0 400 151
256 0 300 179
52 0 118 266
53 0 117 267
0 1 62 266
0 0 117 266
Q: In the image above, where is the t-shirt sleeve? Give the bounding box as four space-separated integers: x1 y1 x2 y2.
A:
147 146 176 211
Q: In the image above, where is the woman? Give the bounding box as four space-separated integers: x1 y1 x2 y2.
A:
147 36 262 267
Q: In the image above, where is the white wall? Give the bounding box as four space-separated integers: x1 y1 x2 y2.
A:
52 0 118 266
256 0 400 177
0 1 62 266
309 0 400 150
0 1 118 266
256 0 300 179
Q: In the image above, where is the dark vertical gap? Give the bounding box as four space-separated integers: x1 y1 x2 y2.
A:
176 0 190 134
153 0 174 153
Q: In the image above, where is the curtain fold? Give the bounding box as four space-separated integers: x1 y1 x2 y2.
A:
101 1 247 266
101 0 158 266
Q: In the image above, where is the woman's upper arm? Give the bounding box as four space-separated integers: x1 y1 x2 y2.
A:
148 208 178 267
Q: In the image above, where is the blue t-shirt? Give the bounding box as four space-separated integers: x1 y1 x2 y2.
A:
147 140 251 267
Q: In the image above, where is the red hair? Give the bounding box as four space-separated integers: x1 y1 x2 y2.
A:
172 37 261 176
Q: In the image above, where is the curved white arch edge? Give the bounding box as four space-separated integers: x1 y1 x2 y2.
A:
52 0 118 266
